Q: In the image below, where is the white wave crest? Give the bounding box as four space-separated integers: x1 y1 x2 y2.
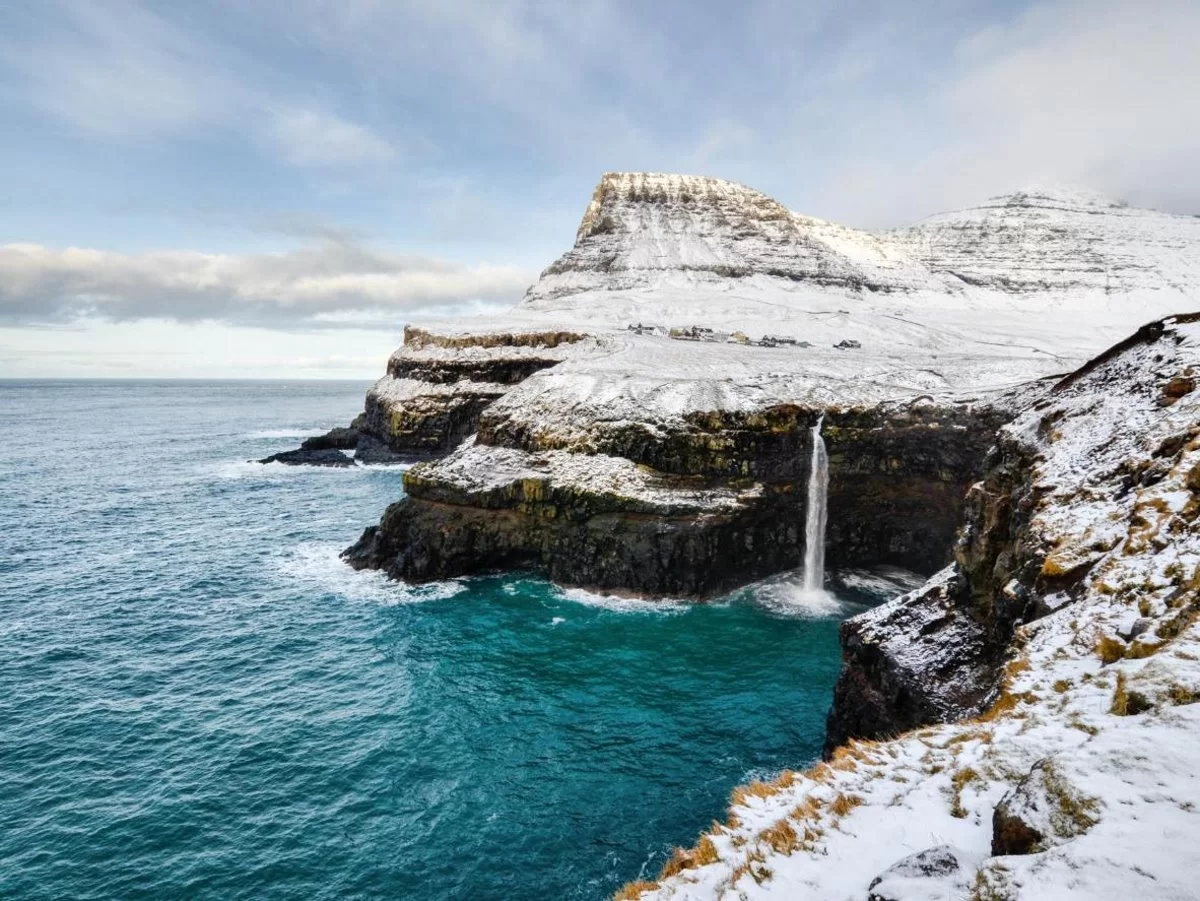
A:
554 585 688 614
276 543 465 605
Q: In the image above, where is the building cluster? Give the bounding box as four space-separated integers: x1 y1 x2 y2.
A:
626 322 861 350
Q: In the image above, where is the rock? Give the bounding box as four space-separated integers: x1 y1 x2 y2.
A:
834 339 861 349
350 398 1009 598
992 758 1098 855
1118 617 1155 641
258 448 355 467
1160 375 1195 405
867 846 963 901
300 426 360 451
353 434 415 465
824 568 1003 753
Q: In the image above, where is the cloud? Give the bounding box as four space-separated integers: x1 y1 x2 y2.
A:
0 241 533 329
802 0 1200 225
262 107 397 167
0 0 395 170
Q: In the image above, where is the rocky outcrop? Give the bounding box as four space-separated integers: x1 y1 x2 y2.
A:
825 313 1200 751
259 327 593 465
344 439 796 597
866 846 966 901
345 395 1011 596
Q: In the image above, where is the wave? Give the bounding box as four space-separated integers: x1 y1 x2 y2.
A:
553 586 688 615
206 459 410 480
275 543 465 606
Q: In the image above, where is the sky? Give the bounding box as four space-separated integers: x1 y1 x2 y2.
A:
1 0 1197 378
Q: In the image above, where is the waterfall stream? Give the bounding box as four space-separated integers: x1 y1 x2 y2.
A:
802 414 829 595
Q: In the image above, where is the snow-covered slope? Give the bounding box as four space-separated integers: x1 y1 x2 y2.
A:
896 187 1200 295
518 175 1200 341
522 172 942 309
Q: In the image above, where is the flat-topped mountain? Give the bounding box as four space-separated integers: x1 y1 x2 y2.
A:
523 172 940 307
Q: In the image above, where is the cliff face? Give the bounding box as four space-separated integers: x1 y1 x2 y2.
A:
625 316 1200 900
827 314 1200 749
345 399 1007 597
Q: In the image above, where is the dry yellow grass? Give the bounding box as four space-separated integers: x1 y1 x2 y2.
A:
729 779 779 807
829 792 863 818
788 795 823 822
658 835 719 878
1096 633 1127 664
975 690 1037 723
758 819 799 855
950 766 982 818
1110 671 1153 716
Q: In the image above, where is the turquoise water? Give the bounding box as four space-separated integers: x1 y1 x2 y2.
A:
0 381 889 900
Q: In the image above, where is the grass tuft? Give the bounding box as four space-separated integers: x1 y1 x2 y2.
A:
1110 672 1153 716
758 819 799 855
950 766 982 818
1096 633 1127 664
658 835 719 879
829 792 863 818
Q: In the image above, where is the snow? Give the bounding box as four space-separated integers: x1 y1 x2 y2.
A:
412 436 763 514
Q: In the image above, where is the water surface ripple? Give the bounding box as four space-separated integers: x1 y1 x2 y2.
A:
1 380 883 900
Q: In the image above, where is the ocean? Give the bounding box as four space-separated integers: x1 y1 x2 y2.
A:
0 380 898 900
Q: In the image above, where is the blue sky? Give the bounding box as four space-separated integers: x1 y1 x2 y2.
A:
1 0 1197 377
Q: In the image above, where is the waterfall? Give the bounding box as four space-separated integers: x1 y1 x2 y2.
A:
802 414 829 594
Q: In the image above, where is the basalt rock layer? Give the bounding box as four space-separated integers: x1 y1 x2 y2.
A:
345 395 1014 596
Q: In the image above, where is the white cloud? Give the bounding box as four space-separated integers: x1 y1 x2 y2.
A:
0 0 396 171
0 241 533 328
803 0 1200 225
262 107 397 167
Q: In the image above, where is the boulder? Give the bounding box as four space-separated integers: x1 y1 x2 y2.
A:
867 845 964 901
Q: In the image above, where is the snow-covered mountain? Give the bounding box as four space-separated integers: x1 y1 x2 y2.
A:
895 186 1200 295
520 173 1200 334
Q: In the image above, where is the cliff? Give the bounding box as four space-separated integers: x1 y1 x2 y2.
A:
621 315 1200 900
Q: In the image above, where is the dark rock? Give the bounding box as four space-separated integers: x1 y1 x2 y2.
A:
300 426 360 451
824 570 1004 753
349 481 804 599
867 846 961 901
258 448 355 467
353 434 416 465
992 758 1097 855
1118 617 1154 641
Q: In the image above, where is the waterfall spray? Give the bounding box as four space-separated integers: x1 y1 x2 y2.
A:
802 414 829 595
